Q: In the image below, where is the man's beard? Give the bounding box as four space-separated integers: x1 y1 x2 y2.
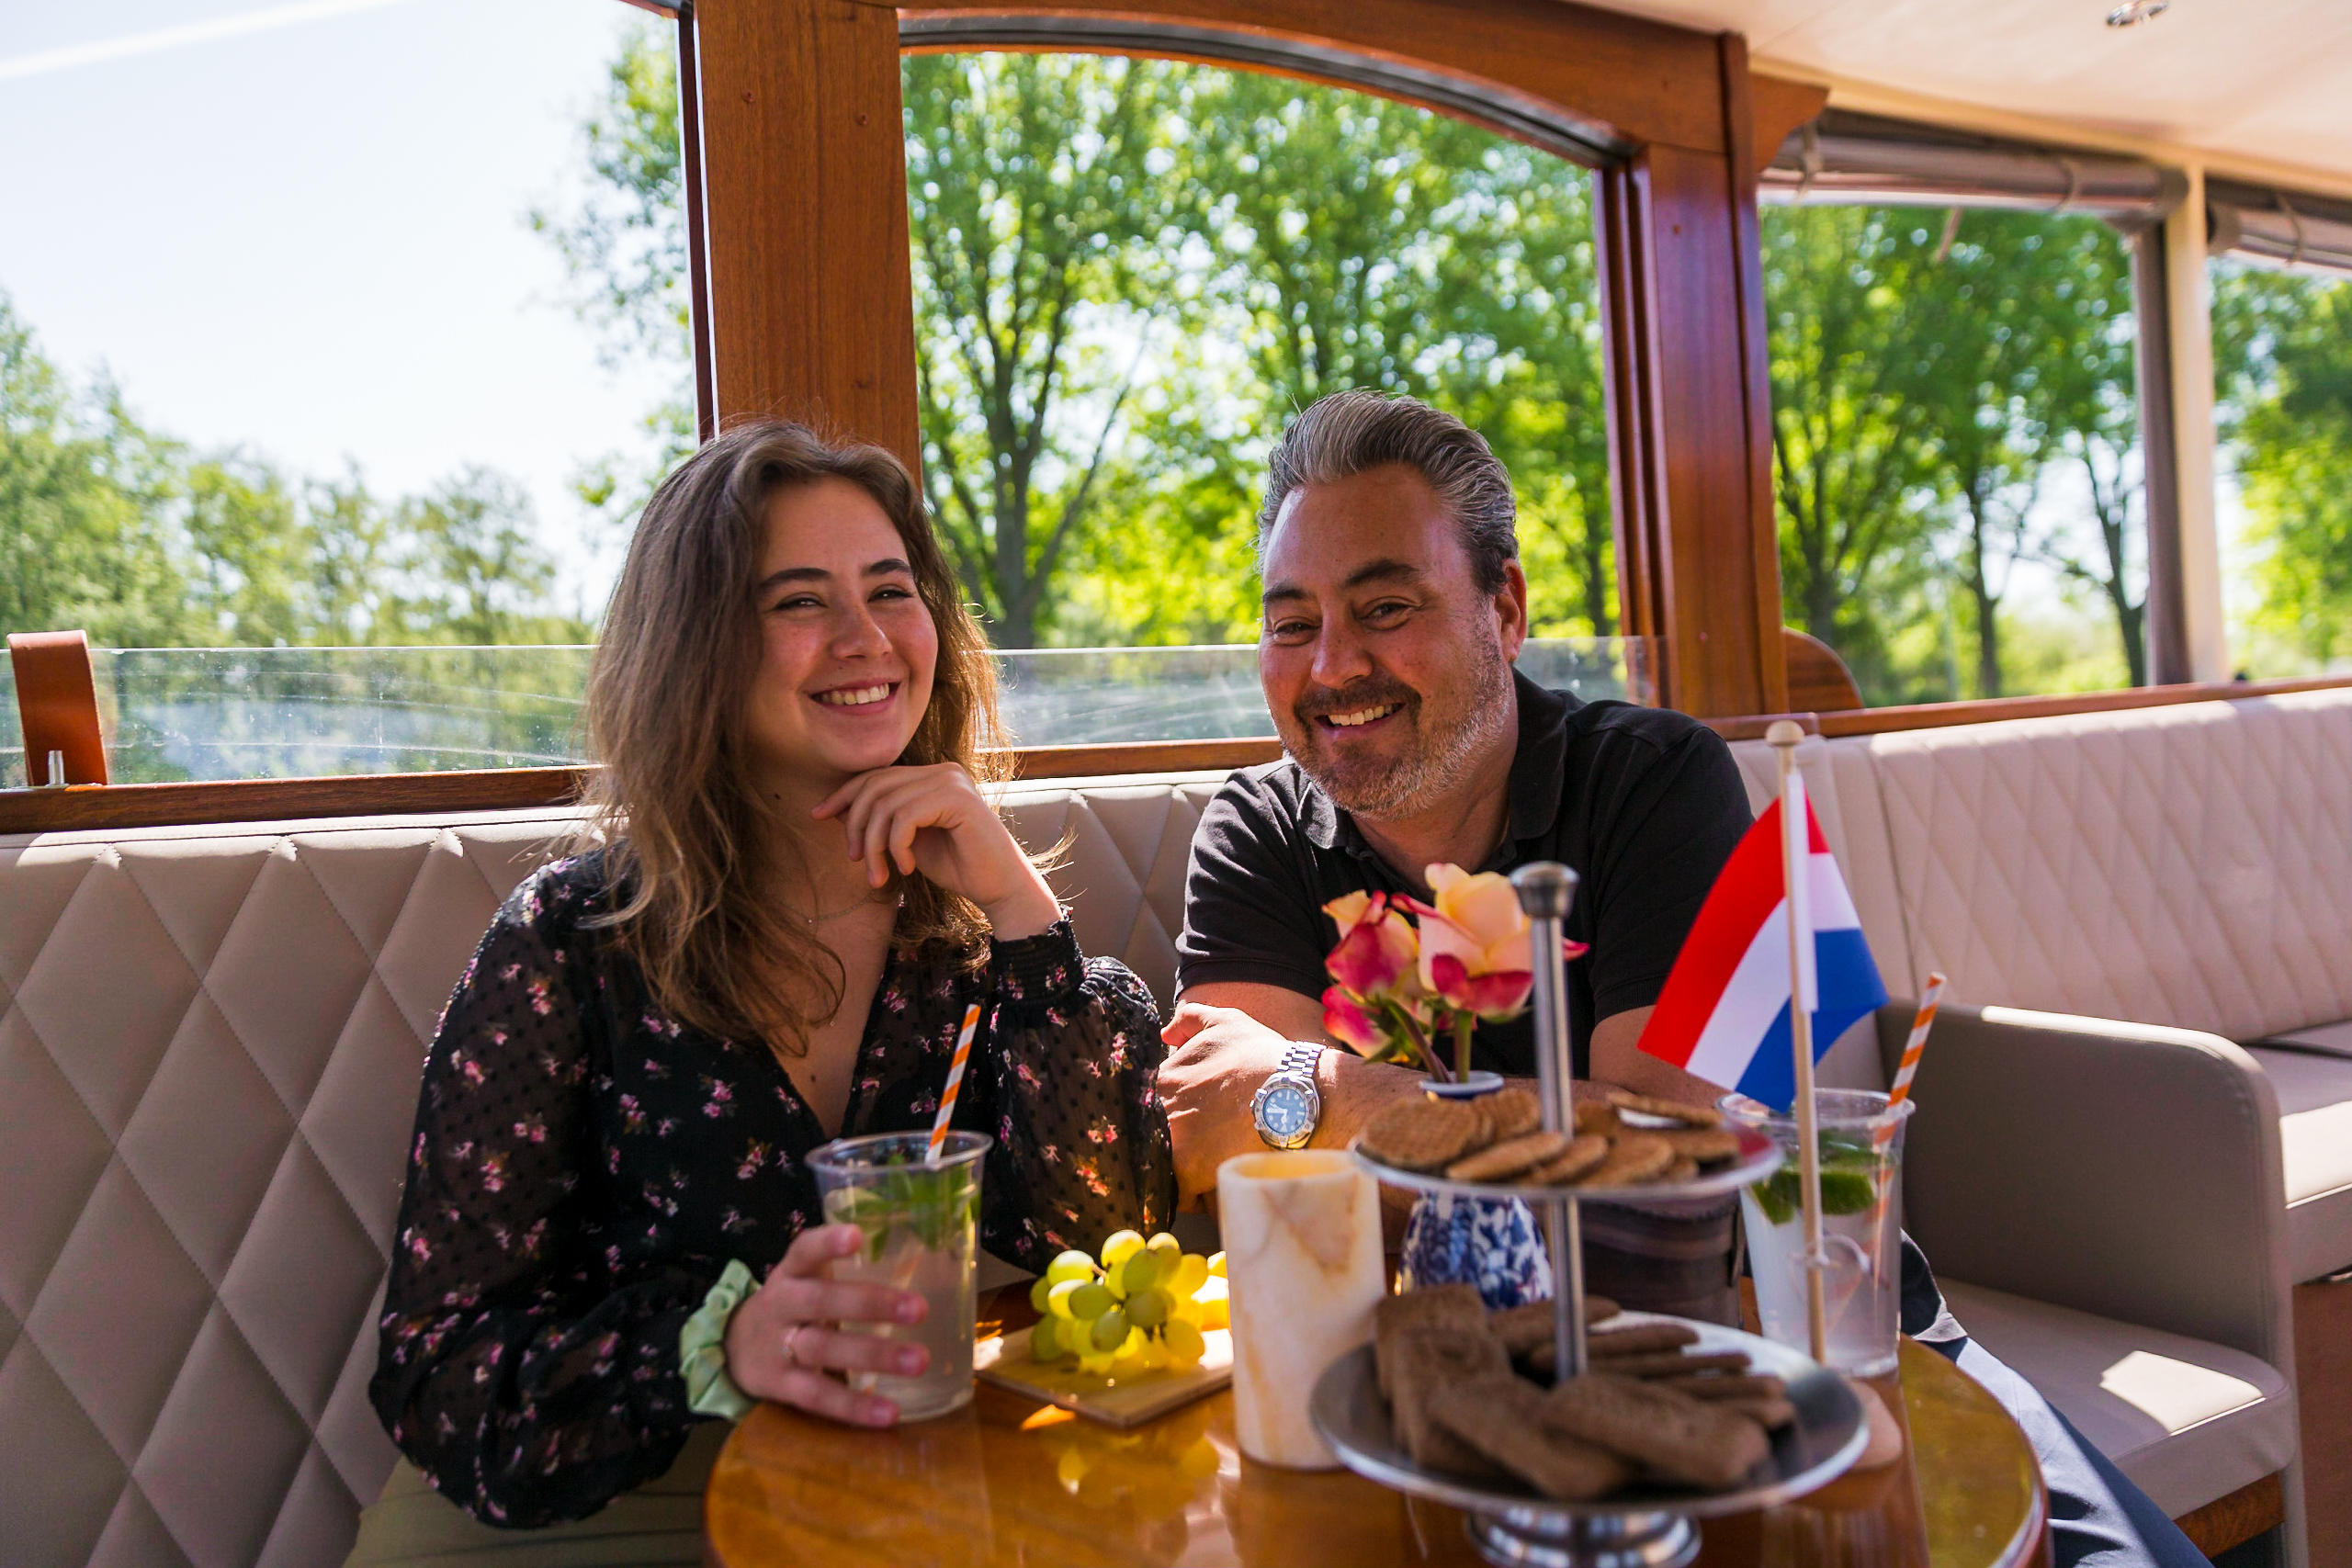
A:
1282 642 1516 823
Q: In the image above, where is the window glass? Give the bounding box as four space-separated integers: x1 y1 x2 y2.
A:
0 1 681 784
1762 203 2144 705
1 26 1635 784
2210 258 2352 678
899 51 1627 668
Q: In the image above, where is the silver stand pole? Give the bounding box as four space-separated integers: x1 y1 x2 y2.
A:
1513 863 1584 1382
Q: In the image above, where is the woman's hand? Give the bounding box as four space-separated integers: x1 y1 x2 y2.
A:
813 761 1062 939
724 1224 928 1427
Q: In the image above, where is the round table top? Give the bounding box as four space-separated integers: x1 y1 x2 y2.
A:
705 1300 2048 1568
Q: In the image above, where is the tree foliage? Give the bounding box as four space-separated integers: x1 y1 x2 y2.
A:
1763 204 2149 702
2212 263 2352 670
548 39 1620 649
0 293 587 648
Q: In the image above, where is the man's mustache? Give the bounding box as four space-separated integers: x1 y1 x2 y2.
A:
1294 679 1419 723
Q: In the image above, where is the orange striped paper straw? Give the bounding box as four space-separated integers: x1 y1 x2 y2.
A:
1876 973 1947 1149
928 1002 983 1163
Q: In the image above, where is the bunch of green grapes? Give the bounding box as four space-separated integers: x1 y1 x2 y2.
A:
1027 1229 1229 1376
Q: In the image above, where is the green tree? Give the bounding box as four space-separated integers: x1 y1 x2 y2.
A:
394 468 585 645
2215 265 2352 666
540 39 1626 649
904 53 1199 648
0 297 194 645
531 24 695 530
1761 206 1949 699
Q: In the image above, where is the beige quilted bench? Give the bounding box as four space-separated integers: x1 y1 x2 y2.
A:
6 690 2343 1565
0 780 1221 1568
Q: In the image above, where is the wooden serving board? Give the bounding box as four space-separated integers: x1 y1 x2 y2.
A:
974 1325 1233 1427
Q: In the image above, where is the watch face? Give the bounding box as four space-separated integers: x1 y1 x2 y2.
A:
1259 1084 1314 1140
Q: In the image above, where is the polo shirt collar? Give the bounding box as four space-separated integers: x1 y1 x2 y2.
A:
1297 666 1577 856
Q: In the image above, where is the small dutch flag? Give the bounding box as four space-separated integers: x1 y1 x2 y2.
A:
1635 775 1887 1111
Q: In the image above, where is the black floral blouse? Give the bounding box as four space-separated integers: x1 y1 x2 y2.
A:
368 852 1175 1528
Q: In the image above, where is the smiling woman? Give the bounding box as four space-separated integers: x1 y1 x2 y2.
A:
351 419 1176 1560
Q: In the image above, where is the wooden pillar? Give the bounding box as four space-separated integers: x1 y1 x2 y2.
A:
690 0 922 467
1600 36 1789 717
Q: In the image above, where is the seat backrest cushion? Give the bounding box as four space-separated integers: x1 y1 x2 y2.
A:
1860 689 2352 1043
0 809 581 1568
0 774 1220 1568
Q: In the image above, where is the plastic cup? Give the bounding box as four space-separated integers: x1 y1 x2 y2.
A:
1720 1089 1914 1377
808 1130 990 1421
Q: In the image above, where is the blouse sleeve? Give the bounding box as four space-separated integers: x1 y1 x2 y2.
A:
368 869 710 1528
970 921 1178 1270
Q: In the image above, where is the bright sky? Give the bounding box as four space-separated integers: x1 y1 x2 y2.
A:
0 0 673 618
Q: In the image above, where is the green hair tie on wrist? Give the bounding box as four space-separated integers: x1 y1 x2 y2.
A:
681 1258 758 1420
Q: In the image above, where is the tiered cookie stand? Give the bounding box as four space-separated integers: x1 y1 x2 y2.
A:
1311 863 1866 1568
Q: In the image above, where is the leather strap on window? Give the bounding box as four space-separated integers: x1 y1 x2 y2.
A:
7 630 108 786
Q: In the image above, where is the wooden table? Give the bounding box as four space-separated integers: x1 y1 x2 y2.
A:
706 1298 2050 1568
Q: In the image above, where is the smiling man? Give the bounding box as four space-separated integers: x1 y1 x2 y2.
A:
1157 390 2203 1568
1160 390 1750 1229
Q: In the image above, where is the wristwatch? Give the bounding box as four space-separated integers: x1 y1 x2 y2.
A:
1251 1043 1325 1149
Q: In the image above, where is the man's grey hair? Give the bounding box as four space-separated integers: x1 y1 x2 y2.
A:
1257 390 1519 592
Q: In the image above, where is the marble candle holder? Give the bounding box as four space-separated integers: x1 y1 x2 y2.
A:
1216 1150 1387 1469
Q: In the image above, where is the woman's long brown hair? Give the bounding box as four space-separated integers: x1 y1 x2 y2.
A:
579 420 1009 1055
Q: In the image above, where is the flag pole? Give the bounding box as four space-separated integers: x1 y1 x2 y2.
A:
1766 719 1828 1363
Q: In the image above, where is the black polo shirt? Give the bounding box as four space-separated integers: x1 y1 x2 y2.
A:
1175 671 1751 1078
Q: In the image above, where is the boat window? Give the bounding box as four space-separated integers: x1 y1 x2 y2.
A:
1762 200 2149 704
2211 252 2352 679
898 51 1640 746
0 3 683 785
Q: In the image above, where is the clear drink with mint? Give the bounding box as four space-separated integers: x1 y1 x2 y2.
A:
1722 1089 1913 1378
808 1130 989 1420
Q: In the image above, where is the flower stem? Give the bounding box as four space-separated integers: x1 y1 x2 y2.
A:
1452 1013 1476 1083
1388 1004 1450 1083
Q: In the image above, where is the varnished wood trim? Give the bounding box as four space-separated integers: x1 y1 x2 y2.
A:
0 768 593 837
888 0 1726 154
1747 72 1826 175
1783 627 1864 714
1623 140 1782 716
2171 1472 2284 1557
1720 33 1790 716
1002 737 1280 779
1810 674 2352 737
678 2 718 444
695 0 922 462
7 630 108 786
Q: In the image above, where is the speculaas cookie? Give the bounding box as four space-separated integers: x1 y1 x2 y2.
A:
1716 1394 1798 1430
1489 1296 1620 1359
1603 1089 1724 1127
1386 1326 1513 1479
1374 1283 1488 1397
1571 1133 1674 1187
1572 1101 1622 1137
1653 1126 1743 1164
1530 1134 1611 1184
1447 1130 1571 1183
1483 1087 1544 1140
1427 1373 1634 1501
1660 1156 1700 1183
1587 1321 1702 1359
1543 1373 1771 1491
1361 1095 1487 1171
1663 1373 1787 1404
1601 1350 1753 1380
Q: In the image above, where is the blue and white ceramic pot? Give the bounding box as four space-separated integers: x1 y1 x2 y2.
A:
1395 1073 1553 1309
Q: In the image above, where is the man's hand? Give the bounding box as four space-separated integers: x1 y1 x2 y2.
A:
1158 1002 1296 1206
1160 987 1433 1208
